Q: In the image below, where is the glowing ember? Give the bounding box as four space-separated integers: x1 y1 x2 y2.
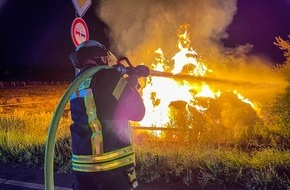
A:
139 24 256 128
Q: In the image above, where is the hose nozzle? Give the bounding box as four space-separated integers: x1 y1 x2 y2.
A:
114 64 149 77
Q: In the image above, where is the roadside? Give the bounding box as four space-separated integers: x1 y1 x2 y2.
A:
0 163 72 190
0 163 195 190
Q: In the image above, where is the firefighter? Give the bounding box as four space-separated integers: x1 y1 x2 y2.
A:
69 40 145 190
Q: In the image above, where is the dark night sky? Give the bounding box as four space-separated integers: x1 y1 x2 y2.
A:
223 0 290 63
0 0 109 81
0 0 289 81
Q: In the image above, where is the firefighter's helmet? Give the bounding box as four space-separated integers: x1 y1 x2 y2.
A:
69 40 109 69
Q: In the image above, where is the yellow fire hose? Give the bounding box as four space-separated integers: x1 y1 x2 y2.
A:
44 65 109 190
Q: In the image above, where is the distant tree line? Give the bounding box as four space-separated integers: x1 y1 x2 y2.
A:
0 81 69 88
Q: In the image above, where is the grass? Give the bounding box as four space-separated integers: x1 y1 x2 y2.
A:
134 144 290 189
0 84 290 189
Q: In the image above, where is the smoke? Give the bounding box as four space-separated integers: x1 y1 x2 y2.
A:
96 0 287 103
97 0 237 59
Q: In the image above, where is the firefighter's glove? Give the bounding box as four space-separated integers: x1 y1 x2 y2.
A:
133 65 150 77
127 75 141 90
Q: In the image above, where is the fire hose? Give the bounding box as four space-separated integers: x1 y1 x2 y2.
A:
115 57 267 86
44 65 110 190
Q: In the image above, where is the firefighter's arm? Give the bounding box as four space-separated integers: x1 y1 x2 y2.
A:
126 75 141 90
91 68 145 121
113 76 145 121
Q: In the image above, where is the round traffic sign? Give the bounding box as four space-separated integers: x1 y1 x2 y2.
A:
71 17 89 47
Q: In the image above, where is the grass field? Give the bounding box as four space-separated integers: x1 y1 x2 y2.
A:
0 84 289 190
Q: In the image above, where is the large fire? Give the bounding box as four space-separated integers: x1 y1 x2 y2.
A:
138 24 257 128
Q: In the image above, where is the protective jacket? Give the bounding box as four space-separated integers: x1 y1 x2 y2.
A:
70 65 145 173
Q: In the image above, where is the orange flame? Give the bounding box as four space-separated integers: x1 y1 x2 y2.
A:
139 23 256 128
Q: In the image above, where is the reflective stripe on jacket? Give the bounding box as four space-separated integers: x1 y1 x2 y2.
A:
70 66 144 172
72 146 134 172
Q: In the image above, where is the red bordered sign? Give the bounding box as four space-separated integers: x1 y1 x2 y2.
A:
71 17 89 47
